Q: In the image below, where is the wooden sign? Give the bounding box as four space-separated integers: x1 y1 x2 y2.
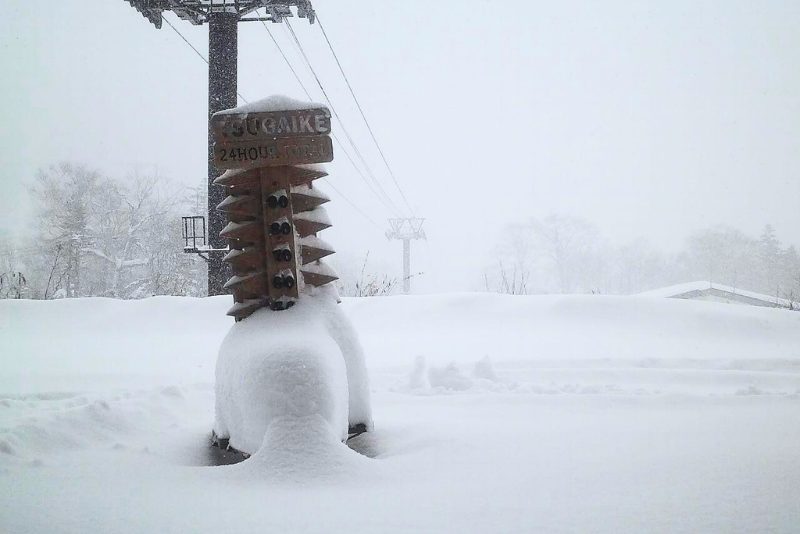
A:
211 108 332 142
213 136 333 170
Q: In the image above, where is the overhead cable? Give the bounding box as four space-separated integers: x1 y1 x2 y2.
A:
257 16 401 218
316 14 415 216
163 16 249 105
283 19 406 217
320 178 381 228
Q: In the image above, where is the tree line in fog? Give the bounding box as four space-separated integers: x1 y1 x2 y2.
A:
0 163 207 299
1 163 798 304
485 214 800 304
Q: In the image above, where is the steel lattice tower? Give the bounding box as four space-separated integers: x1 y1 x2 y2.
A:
386 218 425 294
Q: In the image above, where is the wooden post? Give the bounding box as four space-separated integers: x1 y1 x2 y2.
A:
260 167 300 310
211 104 338 320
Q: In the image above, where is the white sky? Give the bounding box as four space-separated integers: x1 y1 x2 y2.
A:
1 0 799 292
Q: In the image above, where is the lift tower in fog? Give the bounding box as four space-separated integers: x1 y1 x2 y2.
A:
387 218 425 294
121 1 316 295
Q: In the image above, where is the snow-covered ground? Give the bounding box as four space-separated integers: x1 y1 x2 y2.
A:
1 294 799 533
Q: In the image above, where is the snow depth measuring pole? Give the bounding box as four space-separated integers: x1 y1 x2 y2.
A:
211 102 337 320
120 1 317 296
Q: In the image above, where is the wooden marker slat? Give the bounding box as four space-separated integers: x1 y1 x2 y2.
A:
294 218 332 238
213 136 333 171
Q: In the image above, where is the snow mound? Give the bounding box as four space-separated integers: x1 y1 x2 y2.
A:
214 288 372 455
232 415 370 481
400 357 510 394
407 356 429 390
428 363 473 391
473 356 498 381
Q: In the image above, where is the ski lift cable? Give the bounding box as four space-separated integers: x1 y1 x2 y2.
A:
259 17 315 100
282 19 403 217
315 14 416 217
319 178 381 228
258 15 399 215
283 19 407 217
257 15 401 219
162 16 249 105
330 133 402 218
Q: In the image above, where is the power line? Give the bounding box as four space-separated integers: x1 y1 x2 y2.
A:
163 16 249 105
320 178 381 228
282 19 401 215
330 134 399 215
283 18 406 217
259 18 313 100
315 14 415 216
257 15 400 219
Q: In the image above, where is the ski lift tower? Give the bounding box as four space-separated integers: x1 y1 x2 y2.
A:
121 0 317 296
386 218 425 294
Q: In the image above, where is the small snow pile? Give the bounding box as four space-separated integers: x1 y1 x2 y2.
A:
428 363 473 391
401 356 503 394
215 94 326 115
214 287 372 456
473 356 498 381
407 355 429 390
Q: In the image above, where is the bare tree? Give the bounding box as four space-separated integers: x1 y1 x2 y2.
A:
612 238 669 294
337 252 398 297
485 212 800 299
531 215 605 293
26 162 206 299
30 163 101 297
0 238 30 299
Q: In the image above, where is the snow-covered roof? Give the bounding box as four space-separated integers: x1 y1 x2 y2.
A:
638 281 795 307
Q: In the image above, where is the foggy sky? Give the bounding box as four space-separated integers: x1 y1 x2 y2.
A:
2 0 798 292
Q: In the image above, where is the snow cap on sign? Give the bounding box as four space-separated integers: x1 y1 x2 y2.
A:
291 182 331 202
295 207 332 226
214 95 327 116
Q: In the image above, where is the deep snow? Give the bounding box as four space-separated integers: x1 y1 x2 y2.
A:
1 293 799 533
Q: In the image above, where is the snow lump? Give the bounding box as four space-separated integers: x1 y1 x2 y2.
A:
213 287 372 455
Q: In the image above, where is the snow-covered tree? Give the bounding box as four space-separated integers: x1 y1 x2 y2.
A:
30 163 101 298
22 162 206 299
